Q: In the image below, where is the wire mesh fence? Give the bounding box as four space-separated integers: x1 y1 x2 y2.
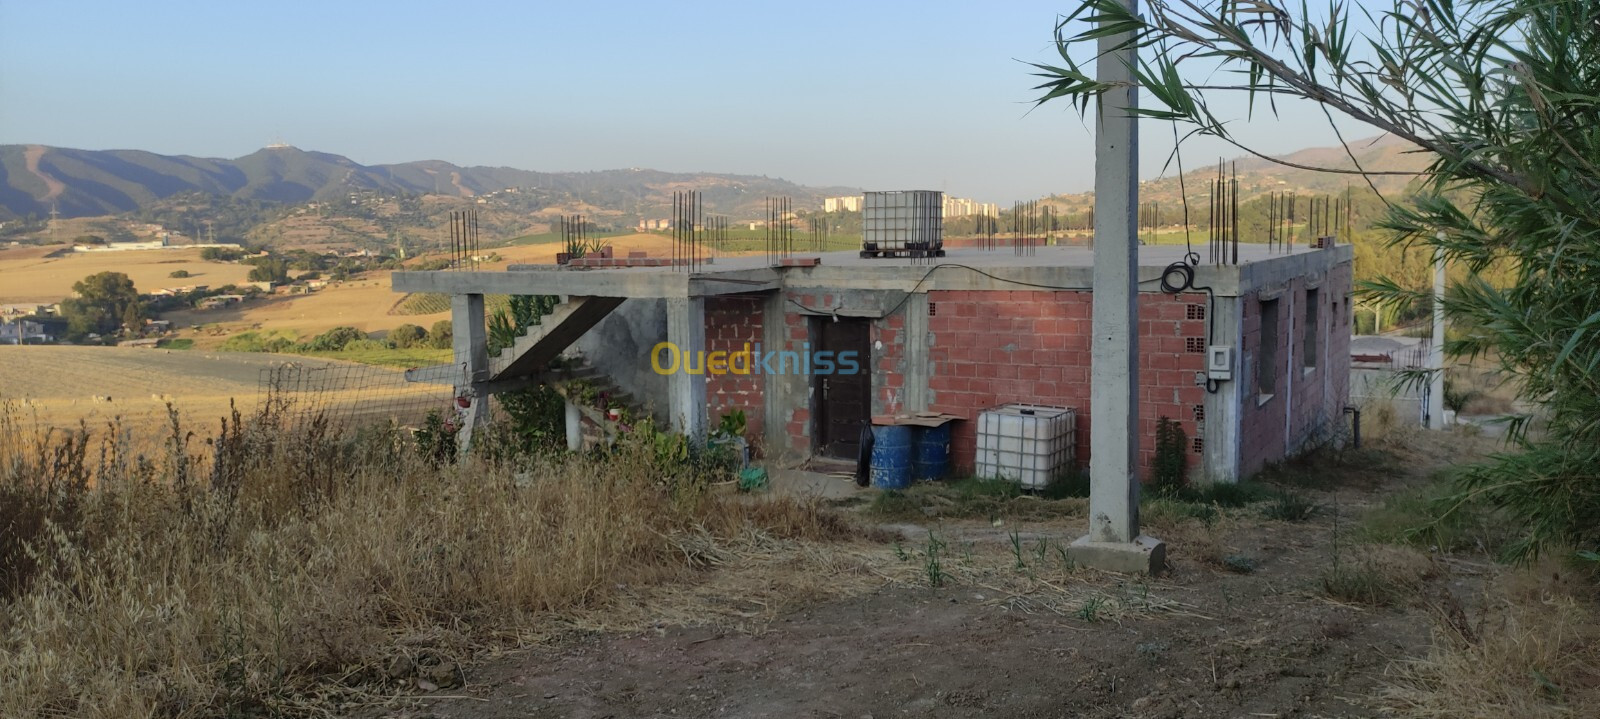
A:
255 362 454 433
1 352 456 455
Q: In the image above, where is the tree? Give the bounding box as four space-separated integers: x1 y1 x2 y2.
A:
428 319 452 349
390 323 426 349
1033 0 1600 561
60 271 141 339
247 257 289 283
200 247 243 262
306 326 367 352
169 269 191 279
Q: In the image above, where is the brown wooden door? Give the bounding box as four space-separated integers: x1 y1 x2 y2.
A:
816 318 871 459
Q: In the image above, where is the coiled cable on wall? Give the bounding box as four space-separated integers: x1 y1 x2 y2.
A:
1158 255 1221 394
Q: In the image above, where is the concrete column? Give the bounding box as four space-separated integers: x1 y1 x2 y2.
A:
762 292 796 461
1070 0 1165 574
1203 295 1244 483
451 293 489 454
666 296 708 440
1426 244 1446 429
903 293 930 413
565 399 582 452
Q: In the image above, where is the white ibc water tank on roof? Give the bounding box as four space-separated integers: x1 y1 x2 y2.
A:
975 404 1076 489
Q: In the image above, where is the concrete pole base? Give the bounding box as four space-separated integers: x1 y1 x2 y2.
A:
564 400 583 452
1067 534 1167 575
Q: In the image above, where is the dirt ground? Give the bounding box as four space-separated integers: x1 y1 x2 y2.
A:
356 434 1525 719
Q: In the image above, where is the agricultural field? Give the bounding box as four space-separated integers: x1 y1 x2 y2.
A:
164 273 449 345
0 345 447 432
0 244 254 304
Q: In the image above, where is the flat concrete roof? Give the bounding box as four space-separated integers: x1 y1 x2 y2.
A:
610 242 1326 272
393 242 1352 299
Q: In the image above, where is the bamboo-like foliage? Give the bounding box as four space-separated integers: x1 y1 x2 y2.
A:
1034 0 1600 561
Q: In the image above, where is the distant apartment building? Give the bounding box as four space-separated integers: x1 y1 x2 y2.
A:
637 219 672 231
942 196 999 218
822 196 862 213
824 195 996 218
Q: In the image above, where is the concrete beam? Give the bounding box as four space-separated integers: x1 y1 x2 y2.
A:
665 296 708 440
392 267 780 299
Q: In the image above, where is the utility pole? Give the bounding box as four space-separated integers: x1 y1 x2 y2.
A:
1427 237 1447 428
1069 0 1165 574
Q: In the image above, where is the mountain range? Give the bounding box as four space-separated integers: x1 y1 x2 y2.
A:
0 144 860 222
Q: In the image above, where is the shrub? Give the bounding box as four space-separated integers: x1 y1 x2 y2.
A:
167 269 190 278
306 326 367 352
1152 416 1187 496
340 338 390 352
428 319 452 349
389 323 426 349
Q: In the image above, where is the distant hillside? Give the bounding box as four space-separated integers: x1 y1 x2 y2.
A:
0 144 860 222
1044 134 1430 213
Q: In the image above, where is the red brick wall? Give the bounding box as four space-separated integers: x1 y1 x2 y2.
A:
925 289 1209 480
704 295 765 443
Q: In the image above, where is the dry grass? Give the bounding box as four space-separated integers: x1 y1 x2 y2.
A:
1321 543 1438 606
1379 562 1600 718
0 400 859 718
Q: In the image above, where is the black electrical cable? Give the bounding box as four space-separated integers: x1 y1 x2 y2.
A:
1158 257 1221 395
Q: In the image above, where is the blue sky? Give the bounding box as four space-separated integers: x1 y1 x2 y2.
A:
0 0 1370 204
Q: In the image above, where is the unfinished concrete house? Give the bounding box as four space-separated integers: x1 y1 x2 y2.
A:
394 199 1352 485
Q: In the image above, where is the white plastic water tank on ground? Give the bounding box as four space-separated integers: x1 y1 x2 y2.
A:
975 404 1077 489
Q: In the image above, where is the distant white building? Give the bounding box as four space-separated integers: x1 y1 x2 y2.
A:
0 319 52 344
825 194 997 218
942 196 999 218
823 196 862 213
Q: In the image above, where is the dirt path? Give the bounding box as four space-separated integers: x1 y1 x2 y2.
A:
23 145 66 202
365 439 1495 719
411 582 1422 719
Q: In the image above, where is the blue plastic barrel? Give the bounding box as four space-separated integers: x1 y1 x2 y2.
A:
912 423 952 481
870 425 913 490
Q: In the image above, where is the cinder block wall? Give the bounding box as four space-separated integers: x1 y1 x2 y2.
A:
703 295 766 444
923 289 1209 478
1238 262 1353 477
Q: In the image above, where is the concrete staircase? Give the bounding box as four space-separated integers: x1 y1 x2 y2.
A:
489 295 626 382
549 359 651 446
402 295 625 387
